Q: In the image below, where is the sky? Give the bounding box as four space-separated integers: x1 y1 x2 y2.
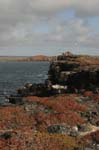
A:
0 0 99 56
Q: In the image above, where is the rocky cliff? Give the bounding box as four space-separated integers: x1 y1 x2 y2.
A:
48 52 99 93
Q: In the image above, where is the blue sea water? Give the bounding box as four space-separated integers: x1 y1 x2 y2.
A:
0 61 49 104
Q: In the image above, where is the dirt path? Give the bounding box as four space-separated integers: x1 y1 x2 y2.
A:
79 124 99 136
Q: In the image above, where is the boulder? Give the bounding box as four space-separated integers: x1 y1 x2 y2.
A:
47 124 67 134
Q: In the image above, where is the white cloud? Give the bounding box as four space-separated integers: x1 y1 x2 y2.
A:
30 0 68 13
71 0 99 17
0 0 99 54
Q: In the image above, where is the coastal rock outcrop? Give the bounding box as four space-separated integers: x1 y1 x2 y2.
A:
48 52 99 93
7 52 99 104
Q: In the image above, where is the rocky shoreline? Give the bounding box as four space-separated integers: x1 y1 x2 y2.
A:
0 52 99 150
7 52 99 103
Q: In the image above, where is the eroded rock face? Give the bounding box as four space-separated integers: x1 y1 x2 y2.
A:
48 53 99 92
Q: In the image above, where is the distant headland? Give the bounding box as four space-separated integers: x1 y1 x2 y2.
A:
0 51 99 62
0 55 51 62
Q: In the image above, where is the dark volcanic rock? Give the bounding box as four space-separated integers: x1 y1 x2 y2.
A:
47 124 67 134
48 53 99 92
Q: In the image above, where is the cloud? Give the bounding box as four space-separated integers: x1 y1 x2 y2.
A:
0 0 99 55
71 0 99 17
30 0 68 14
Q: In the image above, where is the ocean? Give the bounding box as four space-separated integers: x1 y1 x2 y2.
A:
0 61 49 104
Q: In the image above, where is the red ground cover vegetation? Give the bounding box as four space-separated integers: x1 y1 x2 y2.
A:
83 91 94 97
26 95 87 113
0 106 36 130
94 94 99 103
81 130 99 146
0 130 78 150
1 94 97 150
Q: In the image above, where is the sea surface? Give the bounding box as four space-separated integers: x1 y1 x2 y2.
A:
0 61 49 104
